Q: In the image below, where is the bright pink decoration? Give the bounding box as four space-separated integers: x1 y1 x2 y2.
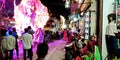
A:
14 0 49 30
14 0 49 41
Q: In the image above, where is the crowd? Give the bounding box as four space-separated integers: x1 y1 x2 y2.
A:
0 26 49 60
0 25 100 60
64 31 97 60
49 28 99 60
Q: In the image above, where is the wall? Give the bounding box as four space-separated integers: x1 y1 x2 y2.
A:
102 0 114 59
90 0 96 35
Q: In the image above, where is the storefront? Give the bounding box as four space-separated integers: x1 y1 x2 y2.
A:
102 0 120 59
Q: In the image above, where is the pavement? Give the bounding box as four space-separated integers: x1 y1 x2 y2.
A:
12 39 67 60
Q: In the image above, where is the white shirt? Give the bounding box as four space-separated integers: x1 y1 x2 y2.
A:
106 21 118 36
21 33 32 49
1 36 7 50
1 36 7 57
6 35 16 50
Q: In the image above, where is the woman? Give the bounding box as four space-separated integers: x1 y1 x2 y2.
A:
63 29 68 41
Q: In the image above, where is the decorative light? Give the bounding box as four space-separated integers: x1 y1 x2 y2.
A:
73 17 77 22
65 0 70 8
75 0 78 2
80 12 84 16
62 24 67 28
69 13 80 22
78 0 83 3
60 15 67 28
80 22 83 25
14 0 49 31
14 0 49 42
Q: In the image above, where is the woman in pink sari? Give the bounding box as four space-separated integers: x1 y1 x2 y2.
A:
63 29 67 41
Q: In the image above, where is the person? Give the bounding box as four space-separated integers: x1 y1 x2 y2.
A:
77 38 85 49
0 29 7 59
6 31 16 60
35 28 45 43
105 13 120 59
27 26 34 57
21 28 33 60
27 26 34 37
67 31 73 43
58 28 62 39
12 27 19 57
36 42 49 60
6 27 12 36
63 29 68 41
87 36 96 53
75 52 82 60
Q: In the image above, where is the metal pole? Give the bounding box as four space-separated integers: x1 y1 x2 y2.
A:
116 0 118 23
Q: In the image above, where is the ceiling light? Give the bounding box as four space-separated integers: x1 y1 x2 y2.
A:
65 0 70 8
78 0 83 3
73 17 77 22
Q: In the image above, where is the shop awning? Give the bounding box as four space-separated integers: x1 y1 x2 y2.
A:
80 0 91 12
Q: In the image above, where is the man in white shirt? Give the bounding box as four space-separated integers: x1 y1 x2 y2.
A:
105 13 120 59
0 29 7 59
6 31 16 60
21 28 33 60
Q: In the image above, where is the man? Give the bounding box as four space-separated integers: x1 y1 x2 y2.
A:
12 27 19 57
105 13 120 59
27 26 34 36
6 31 16 60
27 26 34 57
21 28 33 60
0 29 7 59
36 42 49 60
58 28 62 39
